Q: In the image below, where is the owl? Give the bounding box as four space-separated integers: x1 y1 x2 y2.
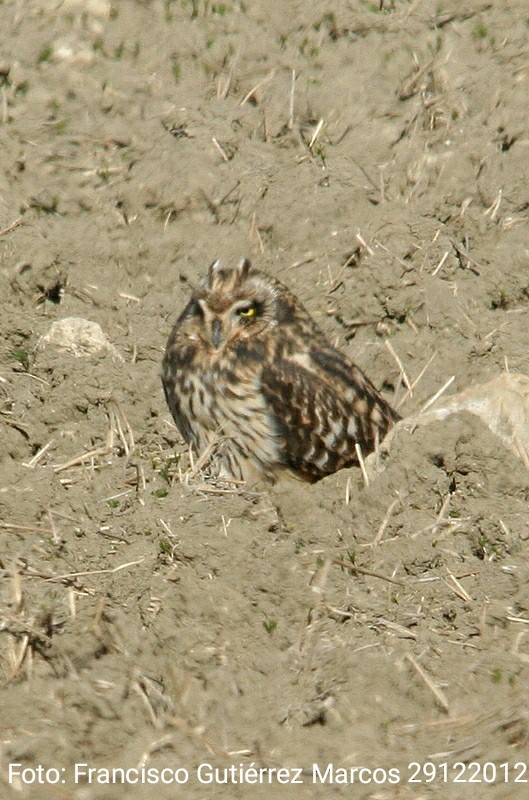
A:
162 258 399 483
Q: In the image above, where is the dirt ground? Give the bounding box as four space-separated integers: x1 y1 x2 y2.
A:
1 1 529 798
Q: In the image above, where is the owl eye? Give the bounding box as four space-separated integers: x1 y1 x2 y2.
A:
237 304 257 318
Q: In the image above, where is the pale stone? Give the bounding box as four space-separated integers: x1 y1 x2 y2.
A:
38 317 123 361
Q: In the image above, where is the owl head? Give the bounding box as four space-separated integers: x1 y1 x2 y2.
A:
183 258 278 350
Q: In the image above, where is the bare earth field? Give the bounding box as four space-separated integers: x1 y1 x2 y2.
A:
1 1 529 798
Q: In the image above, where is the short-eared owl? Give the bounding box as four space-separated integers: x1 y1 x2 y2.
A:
162 258 399 482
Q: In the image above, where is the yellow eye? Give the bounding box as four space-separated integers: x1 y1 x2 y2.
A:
238 305 256 318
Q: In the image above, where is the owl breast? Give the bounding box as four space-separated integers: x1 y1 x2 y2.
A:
163 347 283 481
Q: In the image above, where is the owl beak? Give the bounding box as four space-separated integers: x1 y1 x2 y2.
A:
211 318 223 348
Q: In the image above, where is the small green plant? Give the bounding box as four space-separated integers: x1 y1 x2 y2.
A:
322 11 337 27
107 499 119 508
159 538 172 554
15 80 29 96
490 667 502 683
159 462 173 484
154 488 168 498
12 349 29 370
263 617 277 634
171 58 181 83
314 143 327 168
491 289 509 310
473 23 488 40
153 453 180 485
31 195 58 213
211 3 229 14
164 0 174 21
38 44 53 63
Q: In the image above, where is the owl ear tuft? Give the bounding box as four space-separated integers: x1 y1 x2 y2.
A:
206 257 250 289
206 259 222 287
236 257 251 280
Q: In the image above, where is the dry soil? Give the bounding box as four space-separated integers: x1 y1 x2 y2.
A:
1 1 529 799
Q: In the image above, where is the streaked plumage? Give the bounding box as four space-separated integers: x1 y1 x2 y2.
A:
162 258 399 482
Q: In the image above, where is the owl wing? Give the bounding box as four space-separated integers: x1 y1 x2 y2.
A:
261 346 398 480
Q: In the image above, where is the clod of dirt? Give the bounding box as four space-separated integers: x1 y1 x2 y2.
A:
371 374 529 484
402 373 529 469
37 317 123 360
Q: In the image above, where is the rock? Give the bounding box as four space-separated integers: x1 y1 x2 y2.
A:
38 317 123 360
374 373 529 475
